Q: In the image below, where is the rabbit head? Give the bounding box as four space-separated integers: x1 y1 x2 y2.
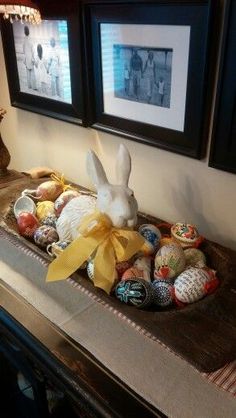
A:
87 144 138 228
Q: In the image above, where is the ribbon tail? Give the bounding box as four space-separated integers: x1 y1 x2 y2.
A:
94 239 116 294
46 234 102 282
114 230 145 262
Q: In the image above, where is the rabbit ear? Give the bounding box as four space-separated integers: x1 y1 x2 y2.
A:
86 149 108 190
116 144 131 186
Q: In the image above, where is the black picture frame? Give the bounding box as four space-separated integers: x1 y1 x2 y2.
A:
83 0 214 158
1 12 85 125
209 0 236 173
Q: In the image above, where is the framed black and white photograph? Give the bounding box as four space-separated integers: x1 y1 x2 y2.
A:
83 0 214 158
209 0 236 173
1 15 84 124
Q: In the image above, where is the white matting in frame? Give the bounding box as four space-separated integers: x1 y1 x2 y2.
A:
100 23 191 132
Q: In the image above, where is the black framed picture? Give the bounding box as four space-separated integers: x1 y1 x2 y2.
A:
83 0 214 158
209 0 236 173
1 14 85 125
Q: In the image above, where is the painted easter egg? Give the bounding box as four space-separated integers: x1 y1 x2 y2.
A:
154 243 185 280
115 279 154 308
159 237 176 247
34 225 59 248
36 201 55 222
171 223 200 248
116 259 134 278
17 212 39 238
121 267 145 281
14 196 36 219
87 257 117 282
174 267 217 304
41 214 57 228
121 256 151 282
152 280 174 307
22 180 63 202
54 190 80 216
87 258 94 281
184 248 206 268
138 224 161 254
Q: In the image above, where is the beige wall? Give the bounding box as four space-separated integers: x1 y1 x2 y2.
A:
0 31 236 251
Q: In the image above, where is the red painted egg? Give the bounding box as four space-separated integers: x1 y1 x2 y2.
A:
17 212 39 238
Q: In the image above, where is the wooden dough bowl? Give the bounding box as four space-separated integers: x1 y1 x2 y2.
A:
1 177 236 372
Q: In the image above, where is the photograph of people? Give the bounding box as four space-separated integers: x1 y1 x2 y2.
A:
130 48 143 100
23 25 36 91
47 37 61 98
12 20 72 103
113 44 172 108
34 44 48 94
156 76 165 106
142 50 156 103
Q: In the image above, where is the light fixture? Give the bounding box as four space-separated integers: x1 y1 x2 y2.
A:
0 0 41 24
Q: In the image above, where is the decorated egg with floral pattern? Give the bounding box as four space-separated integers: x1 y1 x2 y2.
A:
171 223 200 248
34 225 59 248
154 243 185 280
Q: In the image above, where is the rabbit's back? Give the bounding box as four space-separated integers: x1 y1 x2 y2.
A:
56 194 97 241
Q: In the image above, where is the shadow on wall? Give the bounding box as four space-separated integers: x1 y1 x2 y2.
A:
165 173 216 240
166 173 236 249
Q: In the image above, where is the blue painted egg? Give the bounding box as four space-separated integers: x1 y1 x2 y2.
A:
138 224 161 254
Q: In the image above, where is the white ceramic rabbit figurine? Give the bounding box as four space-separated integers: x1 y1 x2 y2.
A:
56 144 138 241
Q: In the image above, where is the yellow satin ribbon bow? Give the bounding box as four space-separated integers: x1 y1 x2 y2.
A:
46 210 145 294
50 173 77 192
